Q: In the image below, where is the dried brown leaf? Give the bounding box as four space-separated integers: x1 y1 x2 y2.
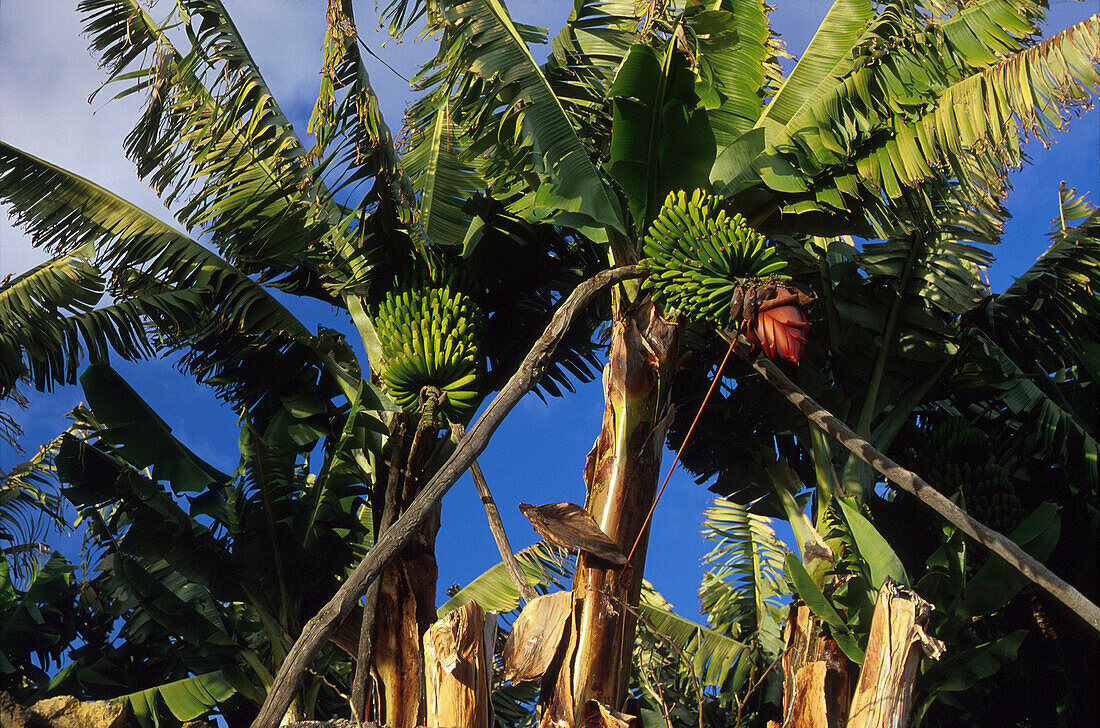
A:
503 591 572 684
518 502 627 565
581 700 640 728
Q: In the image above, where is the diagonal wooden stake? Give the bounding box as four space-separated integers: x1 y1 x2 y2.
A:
451 420 539 604
719 330 1100 635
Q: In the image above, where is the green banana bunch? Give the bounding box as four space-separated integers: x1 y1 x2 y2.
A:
961 462 1025 535
373 267 483 421
908 418 1025 534
917 418 988 479
640 189 787 327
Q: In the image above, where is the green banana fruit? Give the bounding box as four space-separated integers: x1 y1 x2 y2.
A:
639 189 787 328
372 266 484 422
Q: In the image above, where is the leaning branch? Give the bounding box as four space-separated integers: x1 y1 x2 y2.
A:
720 331 1100 635
451 421 540 604
251 266 642 728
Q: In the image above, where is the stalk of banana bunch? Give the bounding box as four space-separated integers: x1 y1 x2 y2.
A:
351 264 486 728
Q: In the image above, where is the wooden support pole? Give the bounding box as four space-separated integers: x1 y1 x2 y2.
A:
720 331 1100 635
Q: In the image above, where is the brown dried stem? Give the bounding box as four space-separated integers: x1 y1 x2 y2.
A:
348 417 407 724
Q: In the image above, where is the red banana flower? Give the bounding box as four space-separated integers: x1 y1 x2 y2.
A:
740 286 811 363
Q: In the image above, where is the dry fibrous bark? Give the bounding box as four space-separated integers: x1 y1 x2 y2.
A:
250 266 642 728
847 580 944 728
349 417 407 723
773 581 945 728
503 591 573 684
540 297 678 725
518 502 627 565
424 601 496 728
348 411 442 728
776 605 857 728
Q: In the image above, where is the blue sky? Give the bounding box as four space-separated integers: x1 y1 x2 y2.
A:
1 0 1098 619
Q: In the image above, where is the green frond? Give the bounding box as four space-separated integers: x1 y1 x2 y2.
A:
466 208 607 399
858 224 995 319
712 2 1098 234
0 142 307 333
407 0 624 233
758 0 875 128
57 431 242 605
699 0 787 146
78 507 238 652
959 328 1099 491
113 669 238 728
0 142 344 410
544 0 641 150
638 586 752 689
0 246 101 331
403 96 487 248
376 0 431 40
0 249 103 392
309 0 425 254
436 540 574 618
956 209 1100 490
699 499 788 657
78 364 231 494
0 244 198 394
996 205 1099 369
607 42 717 232
860 14 1100 197
79 0 344 282
0 435 67 585
1052 182 1096 233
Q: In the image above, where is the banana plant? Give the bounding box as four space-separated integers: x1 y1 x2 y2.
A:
369 0 1100 720
3 1 610 724
950 190 1100 493
4 2 1098 727
45 361 383 726
662 186 1099 724
0 551 86 702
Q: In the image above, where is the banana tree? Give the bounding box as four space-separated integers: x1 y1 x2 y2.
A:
5 1 1098 726
662 173 1099 724
369 0 1099 721
2 1 609 724
48 362 381 727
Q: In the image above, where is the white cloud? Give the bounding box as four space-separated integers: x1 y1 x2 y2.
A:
0 2 176 275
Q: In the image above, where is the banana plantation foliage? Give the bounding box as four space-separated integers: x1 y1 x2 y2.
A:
0 1 1098 727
